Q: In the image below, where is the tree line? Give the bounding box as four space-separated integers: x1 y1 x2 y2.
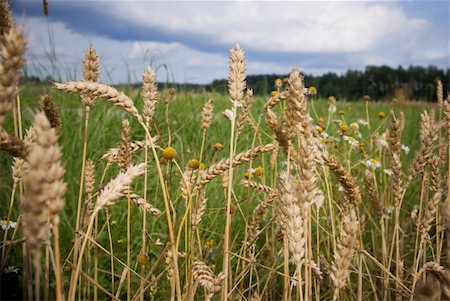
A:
22 65 449 102
211 65 449 101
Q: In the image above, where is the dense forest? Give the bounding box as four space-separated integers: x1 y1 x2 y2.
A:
23 65 449 102
211 65 449 101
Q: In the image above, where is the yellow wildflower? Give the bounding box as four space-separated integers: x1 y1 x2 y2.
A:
255 167 265 177
275 78 283 89
340 123 349 133
188 159 200 169
162 147 177 160
214 143 224 151
136 253 149 266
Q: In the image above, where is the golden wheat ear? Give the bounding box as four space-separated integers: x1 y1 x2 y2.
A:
0 26 26 126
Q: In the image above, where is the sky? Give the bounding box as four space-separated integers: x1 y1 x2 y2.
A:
10 0 450 84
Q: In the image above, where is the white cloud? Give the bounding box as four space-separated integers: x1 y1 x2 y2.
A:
104 1 434 54
16 1 448 84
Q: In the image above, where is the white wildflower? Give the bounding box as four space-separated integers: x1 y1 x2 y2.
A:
383 169 393 177
343 135 359 147
328 104 336 113
401 144 410 154
223 109 235 120
364 158 381 169
376 138 389 149
3 266 18 273
1 220 17 231
357 119 369 126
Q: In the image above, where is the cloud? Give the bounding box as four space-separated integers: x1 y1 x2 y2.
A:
12 0 449 84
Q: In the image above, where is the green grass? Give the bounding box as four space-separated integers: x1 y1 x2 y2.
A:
0 83 438 299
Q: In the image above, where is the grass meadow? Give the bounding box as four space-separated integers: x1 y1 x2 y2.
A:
1 5 449 301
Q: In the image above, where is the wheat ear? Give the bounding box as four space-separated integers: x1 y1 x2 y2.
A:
80 44 100 109
192 260 224 301
407 111 438 185
324 154 361 206
142 66 158 124
0 0 14 46
95 163 147 213
39 93 62 133
278 172 305 268
330 207 359 301
22 112 66 300
0 128 26 158
0 26 26 126
53 81 143 122
194 143 275 191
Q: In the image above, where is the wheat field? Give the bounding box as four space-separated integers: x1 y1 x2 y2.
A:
1 2 450 301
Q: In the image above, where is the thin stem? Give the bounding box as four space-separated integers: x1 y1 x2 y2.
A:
222 104 237 300
1 183 17 267
69 109 90 298
53 222 64 301
127 190 131 301
138 121 182 300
